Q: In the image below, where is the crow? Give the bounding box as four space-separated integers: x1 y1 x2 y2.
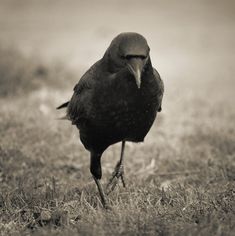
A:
57 32 164 208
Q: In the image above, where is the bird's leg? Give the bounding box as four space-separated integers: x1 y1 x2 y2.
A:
92 176 108 208
90 152 109 208
106 141 126 194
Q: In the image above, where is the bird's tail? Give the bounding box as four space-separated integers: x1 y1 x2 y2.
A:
57 101 69 109
56 115 69 121
56 101 69 120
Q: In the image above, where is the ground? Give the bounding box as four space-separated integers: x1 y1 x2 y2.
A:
0 0 235 235
0 45 234 236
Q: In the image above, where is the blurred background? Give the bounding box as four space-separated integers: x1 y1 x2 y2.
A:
1 0 234 78
0 0 234 234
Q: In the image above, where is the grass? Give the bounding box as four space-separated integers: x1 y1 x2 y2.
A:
0 47 234 236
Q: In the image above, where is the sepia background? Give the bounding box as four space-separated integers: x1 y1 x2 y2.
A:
0 0 234 235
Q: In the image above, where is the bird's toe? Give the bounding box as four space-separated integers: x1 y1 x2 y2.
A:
106 164 126 194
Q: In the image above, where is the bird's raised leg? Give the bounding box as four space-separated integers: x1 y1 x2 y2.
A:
90 152 109 208
106 141 126 195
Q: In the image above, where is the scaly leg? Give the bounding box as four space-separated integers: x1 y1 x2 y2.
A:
93 176 109 208
90 152 109 209
106 141 126 194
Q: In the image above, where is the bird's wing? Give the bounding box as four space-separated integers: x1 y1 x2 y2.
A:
153 68 164 112
56 63 98 112
67 62 99 124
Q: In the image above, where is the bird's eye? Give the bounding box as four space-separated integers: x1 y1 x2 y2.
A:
122 55 147 60
125 55 133 60
139 55 147 60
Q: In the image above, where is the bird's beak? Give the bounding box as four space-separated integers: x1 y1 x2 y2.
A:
127 58 144 89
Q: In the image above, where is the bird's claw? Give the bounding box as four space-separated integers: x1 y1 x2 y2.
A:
106 162 125 195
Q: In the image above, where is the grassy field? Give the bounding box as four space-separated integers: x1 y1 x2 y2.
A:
0 44 234 236
0 0 235 235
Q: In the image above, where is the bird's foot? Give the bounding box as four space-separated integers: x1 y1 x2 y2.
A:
106 161 126 195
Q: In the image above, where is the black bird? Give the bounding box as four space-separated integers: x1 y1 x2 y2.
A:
57 32 164 208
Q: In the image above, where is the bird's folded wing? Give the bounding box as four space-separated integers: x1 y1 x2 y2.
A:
67 63 99 123
153 68 164 112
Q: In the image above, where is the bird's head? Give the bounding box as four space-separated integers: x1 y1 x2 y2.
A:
104 32 150 89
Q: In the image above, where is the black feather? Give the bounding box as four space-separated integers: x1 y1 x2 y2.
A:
56 101 69 109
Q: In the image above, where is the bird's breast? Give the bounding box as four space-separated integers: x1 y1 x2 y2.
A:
91 79 158 141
